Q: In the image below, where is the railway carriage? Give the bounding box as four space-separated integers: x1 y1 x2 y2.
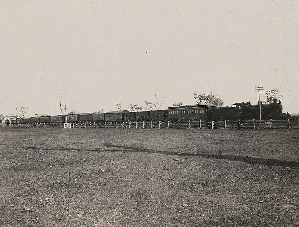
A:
208 107 238 121
39 116 51 124
92 113 105 123
149 110 168 121
65 114 79 123
21 118 31 124
168 105 208 122
50 115 65 125
133 111 150 122
104 110 131 122
78 113 93 123
30 117 40 125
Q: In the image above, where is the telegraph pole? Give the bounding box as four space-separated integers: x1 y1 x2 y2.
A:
255 86 264 122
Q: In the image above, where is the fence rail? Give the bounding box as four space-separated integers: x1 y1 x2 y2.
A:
63 119 298 130
5 118 299 130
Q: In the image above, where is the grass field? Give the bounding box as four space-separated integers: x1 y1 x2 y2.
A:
0 127 298 226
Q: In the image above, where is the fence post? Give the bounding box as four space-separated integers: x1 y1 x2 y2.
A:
224 120 227 129
136 121 138 129
159 121 161 129
142 121 145 129
167 121 170 128
188 120 191 129
199 119 202 129
150 121 153 129
211 121 214 129
270 119 272 129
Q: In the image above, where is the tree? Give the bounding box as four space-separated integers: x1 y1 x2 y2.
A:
129 104 143 112
15 107 28 118
96 109 104 114
193 92 224 107
144 101 154 110
154 93 166 110
116 103 122 111
173 102 183 107
265 88 282 104
143 93 166 110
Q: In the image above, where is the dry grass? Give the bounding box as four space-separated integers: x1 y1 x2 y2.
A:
0 127 298 226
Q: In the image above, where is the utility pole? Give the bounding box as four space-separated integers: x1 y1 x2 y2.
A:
255 86 264 122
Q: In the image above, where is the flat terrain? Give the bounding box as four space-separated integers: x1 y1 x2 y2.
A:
0 127 298 226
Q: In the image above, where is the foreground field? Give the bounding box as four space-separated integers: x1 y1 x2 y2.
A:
0 128 298 226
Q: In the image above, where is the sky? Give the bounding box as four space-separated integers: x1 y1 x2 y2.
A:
1 0 299 117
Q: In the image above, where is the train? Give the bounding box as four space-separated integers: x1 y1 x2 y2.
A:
13 98 287 126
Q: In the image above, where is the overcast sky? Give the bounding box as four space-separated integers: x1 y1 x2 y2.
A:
1 1 299 116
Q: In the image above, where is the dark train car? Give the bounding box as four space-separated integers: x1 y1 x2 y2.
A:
92 113 105 122
149 110 168 121
30 116 40 124
78 113 93 123
208 106 237 121
50 115 65 124
65 114 79 123
20 118 31 124
168 105 208 122
39 115 51 124
16 118 24 124
129 110 168 122
132 111 150 121
105 110 131 122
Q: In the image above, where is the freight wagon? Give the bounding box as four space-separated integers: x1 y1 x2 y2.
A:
132 110 168 122
208 107 238 121
65 114 79 123
30 117 40 125
92 113 105 122
50 115 65 125
78 113 93 123
39 116 51 124
104 110 132 122
149 110 168 121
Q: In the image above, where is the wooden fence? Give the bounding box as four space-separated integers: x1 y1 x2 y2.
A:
7 118 299 130
66 119 299 130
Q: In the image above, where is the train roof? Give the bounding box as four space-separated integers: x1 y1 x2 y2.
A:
168 104 209 110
